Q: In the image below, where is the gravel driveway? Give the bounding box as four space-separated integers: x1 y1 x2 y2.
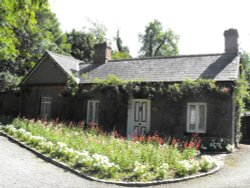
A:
1 135 250 188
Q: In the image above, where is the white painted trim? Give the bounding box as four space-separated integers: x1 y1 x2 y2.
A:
127 99 151 137
40 97 52 119
86 100 100 123
186 102 207 133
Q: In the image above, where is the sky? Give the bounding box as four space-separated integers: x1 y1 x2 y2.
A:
49 0 250 57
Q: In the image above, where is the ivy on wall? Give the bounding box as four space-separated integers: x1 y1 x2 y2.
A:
65 74 248 145
87 75 233 100
65 74 234 103
234 64 249 146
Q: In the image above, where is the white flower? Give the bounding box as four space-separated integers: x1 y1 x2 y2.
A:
201 155 215 163
30 135 46 143
92 153 119 170
199 155 215 171
76 150 93 164
177 160 193 171
57 142 67 149
39 141 54 151
226 144 233 152
133 161 147 174
17 128 27 133
160 163 169 170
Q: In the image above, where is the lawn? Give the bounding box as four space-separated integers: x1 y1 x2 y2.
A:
0 117 216 182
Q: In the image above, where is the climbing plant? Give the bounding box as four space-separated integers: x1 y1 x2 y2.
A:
88 75 232 101
65 74 247 145
233 62 250 146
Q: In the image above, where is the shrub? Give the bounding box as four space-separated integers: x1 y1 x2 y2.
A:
199 156 215 172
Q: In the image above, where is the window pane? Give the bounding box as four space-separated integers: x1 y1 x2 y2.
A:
141 102 147 122
95 102 99 123
134 102 140 122
88 102 93 122
189 105 196 131
40 97 52 118
198 105 205 131
46 103 51 117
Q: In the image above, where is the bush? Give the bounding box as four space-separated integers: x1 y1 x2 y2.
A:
199 156 215 172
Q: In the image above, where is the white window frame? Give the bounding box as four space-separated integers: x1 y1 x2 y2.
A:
187 102 207 133
40 97 52 118
86 100 100 124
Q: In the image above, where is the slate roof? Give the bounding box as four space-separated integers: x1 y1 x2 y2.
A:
47 51 83 78
78 53 240 83
42 52 240 84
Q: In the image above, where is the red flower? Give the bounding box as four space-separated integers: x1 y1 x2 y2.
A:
196 140 201 150
139 136 145 142
133 135 138 142
114 130 119 138
172 138 177 146
160 139 165 145
189 141 194 148
184 142 188 149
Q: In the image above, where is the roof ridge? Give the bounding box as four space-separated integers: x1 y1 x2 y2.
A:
46 50 83 63
108 53 227 62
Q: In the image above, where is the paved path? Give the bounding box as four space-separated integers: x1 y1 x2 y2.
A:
1 135 250 188
0 136 117 188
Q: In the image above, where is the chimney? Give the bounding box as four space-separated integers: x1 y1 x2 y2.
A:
224 28 239 54
93 42 112 63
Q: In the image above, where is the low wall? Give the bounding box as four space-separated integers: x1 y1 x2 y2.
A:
0 92 20 116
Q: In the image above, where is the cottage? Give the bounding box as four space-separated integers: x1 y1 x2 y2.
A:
18 29 240 145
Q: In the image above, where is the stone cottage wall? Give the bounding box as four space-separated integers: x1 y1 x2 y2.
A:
0 92 20 116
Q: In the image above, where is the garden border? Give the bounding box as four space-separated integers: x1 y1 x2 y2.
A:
0 131 221 186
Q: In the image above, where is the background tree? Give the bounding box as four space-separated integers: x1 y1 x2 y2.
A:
139 19 179 57
241 52 250 83
66 21 107 61
112 30 131 60
0 0 70 91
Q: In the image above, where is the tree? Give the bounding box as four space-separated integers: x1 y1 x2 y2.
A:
241 52 250 83
112 30 131 60
12 1 71 76
139 20 179 57
66 21 107 61
0 0 71 91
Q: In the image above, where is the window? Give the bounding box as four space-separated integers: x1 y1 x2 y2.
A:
87 100 100 123
40 97 52 119
187 103 207 133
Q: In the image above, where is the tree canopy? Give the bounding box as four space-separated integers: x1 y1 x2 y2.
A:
112 30 131 60
241 52 250 83
66 21 107 61
0 0 70 91
139 19 179 57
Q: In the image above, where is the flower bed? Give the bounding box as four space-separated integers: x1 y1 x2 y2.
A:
0 118 216 182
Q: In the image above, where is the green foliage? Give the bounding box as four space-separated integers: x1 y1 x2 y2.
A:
0 0 71 92
112 51 131 60
0 118 216 181
232 52 250 145
65 76 79 96
240 52 250 83
0 72 22 92
66 21 107 61
112 30 131 60
89 75 228 101
0 0 39 62
139 19 179 57
234 77 249 144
